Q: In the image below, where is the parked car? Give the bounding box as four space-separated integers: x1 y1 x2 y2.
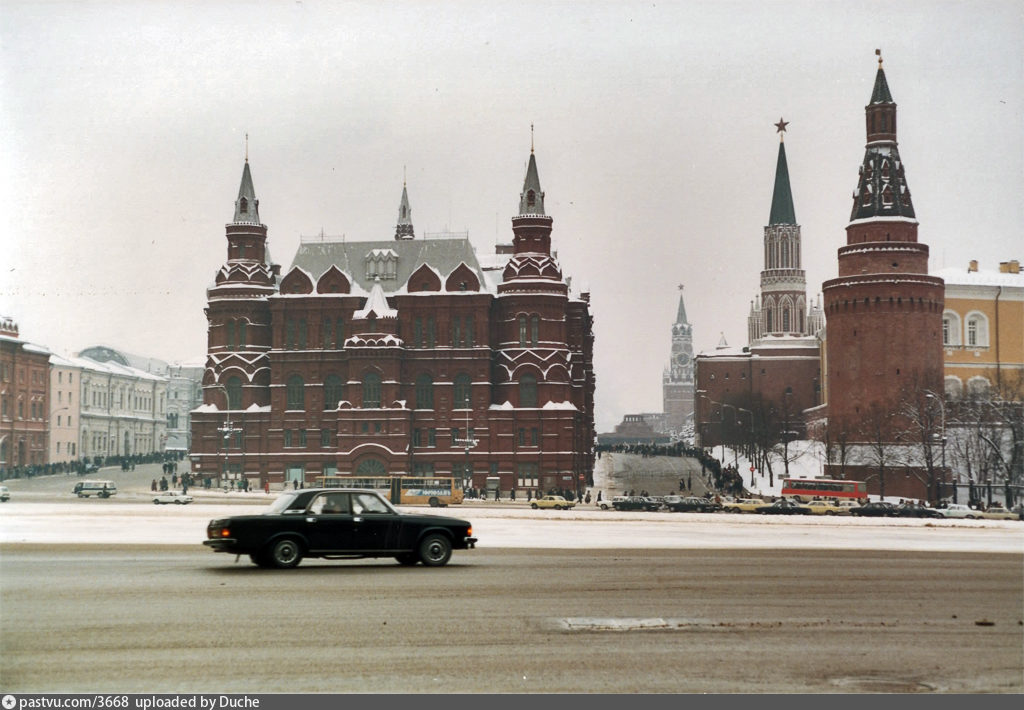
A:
73 480 117 498
611 496 663 512
531 495 575 510
203 488 477 568
895 504 944 519
849 501 899 517
721 498 766 514
755 499 811 515
802 499 856 516
82 463 99 474
939 504 982 520
153 491 194 505
664 496 721 513
979 505 1019 521
0 485 9 502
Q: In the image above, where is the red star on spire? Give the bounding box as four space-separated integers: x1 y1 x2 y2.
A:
774 117 789 133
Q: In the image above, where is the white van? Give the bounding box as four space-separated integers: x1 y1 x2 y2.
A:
73 480 118 498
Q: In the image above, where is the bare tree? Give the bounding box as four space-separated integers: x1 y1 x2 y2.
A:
858 402 908 500
900 386 945 504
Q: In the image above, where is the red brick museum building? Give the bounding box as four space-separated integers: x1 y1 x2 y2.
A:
189 148 596 495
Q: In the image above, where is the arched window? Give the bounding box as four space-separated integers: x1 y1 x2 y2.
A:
356 458 387 475
530 316 539 346
239 197 248 215
323 375 344 410
782 307 791 332
967 376 991 400
942 311 962 346
518 315 527 346
519 373 537 408
944 376 963 401
362 373 381 408
226 376 242 410
965 312 989 347
453 372 471 409
226 321 235 350
286 375 305 410
415 374 434 410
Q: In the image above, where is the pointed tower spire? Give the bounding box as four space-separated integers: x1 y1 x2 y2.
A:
518 131 546 216
769 119 797 225
675 285 689 324
394 177 414 240
851 50 915 223
233 160 260 225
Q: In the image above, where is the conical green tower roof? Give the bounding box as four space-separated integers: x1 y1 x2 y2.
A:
769 141 797 225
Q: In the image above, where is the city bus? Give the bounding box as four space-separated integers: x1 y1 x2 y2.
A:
781 477 868 502
313 475 464 507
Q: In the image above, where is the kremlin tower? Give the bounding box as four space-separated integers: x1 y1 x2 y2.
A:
822 52 944 449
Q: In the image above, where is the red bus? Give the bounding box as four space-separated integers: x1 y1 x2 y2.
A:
781 478 868 502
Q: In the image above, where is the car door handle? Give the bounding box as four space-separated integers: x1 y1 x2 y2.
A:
306 517 318 523
353 516 363 523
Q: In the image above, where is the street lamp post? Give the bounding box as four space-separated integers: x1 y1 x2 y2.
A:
209 382 242 489
453 410 477 496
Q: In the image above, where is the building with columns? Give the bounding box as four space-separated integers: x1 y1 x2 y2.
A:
190 145 596 495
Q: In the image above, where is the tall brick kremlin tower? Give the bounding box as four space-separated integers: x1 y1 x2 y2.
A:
822 52 944 442
662 286 694 436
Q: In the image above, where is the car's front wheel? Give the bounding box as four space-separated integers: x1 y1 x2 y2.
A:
418 534 452 567
267 538 303 569
531 503 538 509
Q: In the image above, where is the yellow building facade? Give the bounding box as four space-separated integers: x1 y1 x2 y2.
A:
936 259 1024 400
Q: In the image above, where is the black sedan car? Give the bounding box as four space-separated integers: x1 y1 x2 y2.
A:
754 499 811 515
895 504 944 519
204 488 477 569
611 496 663 512
664 496 722 513
849 501 899 517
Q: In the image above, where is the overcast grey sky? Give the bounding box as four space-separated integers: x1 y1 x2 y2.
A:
1 0 1022 432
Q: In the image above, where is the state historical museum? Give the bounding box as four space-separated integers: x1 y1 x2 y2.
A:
190 146 596 496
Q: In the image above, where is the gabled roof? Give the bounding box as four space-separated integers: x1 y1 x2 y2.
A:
290 237 492 294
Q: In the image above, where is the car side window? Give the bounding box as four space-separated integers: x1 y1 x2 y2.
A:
353 493 389 514
310 493 350 515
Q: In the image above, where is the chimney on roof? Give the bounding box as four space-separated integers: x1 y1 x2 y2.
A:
999 260 1020 274
968 260 978 273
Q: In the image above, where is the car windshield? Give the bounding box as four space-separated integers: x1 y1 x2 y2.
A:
266 491 304 514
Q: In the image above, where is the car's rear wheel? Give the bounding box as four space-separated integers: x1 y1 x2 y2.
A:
825 510 836 515
418 534 452 567
267 538 303 569
395 553 419 566
428 497 441 507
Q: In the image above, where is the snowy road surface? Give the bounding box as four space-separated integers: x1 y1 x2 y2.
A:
1 500 1021 553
